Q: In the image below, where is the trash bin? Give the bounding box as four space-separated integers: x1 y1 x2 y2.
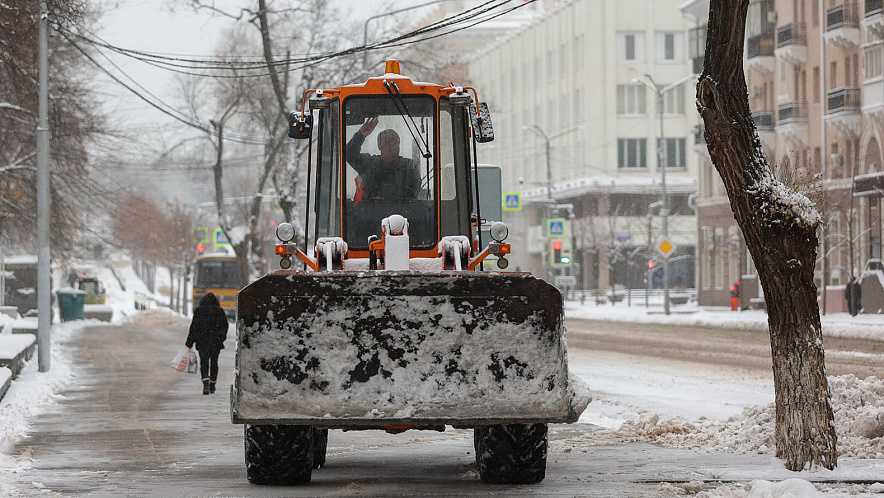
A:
56 288 86 322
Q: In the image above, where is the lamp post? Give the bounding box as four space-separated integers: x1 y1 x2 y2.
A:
363 0 459 70
633 73 697 315
523 124 585 282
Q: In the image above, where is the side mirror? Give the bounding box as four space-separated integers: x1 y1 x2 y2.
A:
288 112 313 139
469 102 494 143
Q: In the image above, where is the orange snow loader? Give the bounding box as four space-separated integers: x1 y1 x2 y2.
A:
231 61 589 486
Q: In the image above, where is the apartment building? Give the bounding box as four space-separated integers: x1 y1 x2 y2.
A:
685 0 884 312
467 0 698 293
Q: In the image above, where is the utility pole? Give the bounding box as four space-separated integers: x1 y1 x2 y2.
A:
634 73 697 315
37 0 51 372
523 124 584 282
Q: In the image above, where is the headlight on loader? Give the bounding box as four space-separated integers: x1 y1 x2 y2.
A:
489 222 508 242
276 222 295 242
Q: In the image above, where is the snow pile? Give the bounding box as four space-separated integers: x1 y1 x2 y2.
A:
615 374 884 459
689 479 824 497
122 308 188 326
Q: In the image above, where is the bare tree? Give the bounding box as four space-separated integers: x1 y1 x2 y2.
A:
698 0 837 470
0 0 111 259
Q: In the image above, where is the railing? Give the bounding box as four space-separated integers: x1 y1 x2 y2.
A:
867 0 883 17
751 110 774 130
747 34 775 58
777 101 808 123
827 3 860 30
827 87 861 113
694 124 706 145
776 23 806 48
689 25 706 59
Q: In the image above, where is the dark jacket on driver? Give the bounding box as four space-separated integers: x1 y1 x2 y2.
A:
346 133 421 200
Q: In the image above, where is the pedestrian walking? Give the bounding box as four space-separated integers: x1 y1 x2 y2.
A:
185 293 229 395
730 280 741 311
845 277 862 316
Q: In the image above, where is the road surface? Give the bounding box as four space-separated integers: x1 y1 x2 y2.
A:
4 315 880 496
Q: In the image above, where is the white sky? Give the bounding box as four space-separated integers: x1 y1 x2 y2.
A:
94 0 428 120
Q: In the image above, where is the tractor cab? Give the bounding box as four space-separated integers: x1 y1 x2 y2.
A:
279 60 506 271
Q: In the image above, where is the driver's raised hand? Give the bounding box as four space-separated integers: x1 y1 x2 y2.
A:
360 117 379 137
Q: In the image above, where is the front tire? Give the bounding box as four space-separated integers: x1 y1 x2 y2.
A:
312 428 328 469
244 424 314 485
475 423 547 484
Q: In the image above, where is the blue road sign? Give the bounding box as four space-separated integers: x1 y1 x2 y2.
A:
547 218 566 237
213 228 230 247
503 192 521 211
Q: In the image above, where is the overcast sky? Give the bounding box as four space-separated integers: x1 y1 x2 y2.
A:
93 0 428 121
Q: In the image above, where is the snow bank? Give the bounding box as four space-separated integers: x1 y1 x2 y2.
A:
615 374 884 460
0 320 84 455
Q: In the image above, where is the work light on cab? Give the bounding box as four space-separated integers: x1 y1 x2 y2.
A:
276 222 295 243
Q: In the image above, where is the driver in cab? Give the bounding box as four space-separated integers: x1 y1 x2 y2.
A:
346 117 421 201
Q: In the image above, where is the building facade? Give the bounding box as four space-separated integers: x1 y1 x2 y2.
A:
685 0 884 312
467 0 699 293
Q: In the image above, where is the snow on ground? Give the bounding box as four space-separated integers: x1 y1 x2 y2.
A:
4 267 884 495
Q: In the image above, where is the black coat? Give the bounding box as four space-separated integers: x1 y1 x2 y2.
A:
186 303 229 351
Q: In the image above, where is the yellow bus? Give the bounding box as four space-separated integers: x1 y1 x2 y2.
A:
192 253 239 319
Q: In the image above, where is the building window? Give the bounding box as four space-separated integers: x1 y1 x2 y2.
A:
864 44 884 82
813 66 820 103
702 227 713 290
656 138 687 169
618 32 645 62
617 138 647 169
655 32 684 62
663 86 685 114
617 84 647 114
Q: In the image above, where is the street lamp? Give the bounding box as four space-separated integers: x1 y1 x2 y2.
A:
523 124 585 283
632 73 697 315
363 0 459 70
522 124 585 200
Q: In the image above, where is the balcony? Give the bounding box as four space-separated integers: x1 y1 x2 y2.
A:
863 0 884 38
751 110 776 150
825 3 860 48
746 33 776 74
863 42 884 125
689 25 706 75
774 102 809 148
825 87 862 136
774 23 807 65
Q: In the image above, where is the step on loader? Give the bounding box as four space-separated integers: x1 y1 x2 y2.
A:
231 60 590 485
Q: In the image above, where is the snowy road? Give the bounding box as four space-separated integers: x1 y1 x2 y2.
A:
4 316 884 496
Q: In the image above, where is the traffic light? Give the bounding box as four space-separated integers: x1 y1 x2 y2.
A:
196 243 205 254
648 261 655 269
549 239 572 267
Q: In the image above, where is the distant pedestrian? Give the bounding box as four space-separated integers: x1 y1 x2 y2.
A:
185 293 229 395
730 280 741 311
845 278 862 316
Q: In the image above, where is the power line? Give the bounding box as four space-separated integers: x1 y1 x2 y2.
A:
51 0 530 79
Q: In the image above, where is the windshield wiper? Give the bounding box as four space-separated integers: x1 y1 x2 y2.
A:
383 80 432 160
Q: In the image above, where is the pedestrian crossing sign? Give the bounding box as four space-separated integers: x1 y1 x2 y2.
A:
193 226 209 244
547 218 567 237
503 192 521 211
213 228 231 247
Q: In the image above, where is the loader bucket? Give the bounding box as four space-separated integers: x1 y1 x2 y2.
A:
231 271 587 428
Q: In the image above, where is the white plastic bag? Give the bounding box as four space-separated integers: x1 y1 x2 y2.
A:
171 347 190 372
185 349 198 374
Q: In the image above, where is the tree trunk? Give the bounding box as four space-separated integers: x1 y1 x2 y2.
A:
699 0 836 470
